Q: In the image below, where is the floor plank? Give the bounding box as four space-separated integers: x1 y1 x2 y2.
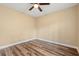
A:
0 40 78 56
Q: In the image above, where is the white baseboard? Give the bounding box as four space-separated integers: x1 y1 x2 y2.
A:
37 38 78 49
0 38 36 50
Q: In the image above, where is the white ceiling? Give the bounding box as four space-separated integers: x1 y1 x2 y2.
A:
1 3 78 17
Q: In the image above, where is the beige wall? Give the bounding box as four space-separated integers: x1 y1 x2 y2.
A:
77 5 79 48
37 5 78 47
0 5 35 46
0 4 79 48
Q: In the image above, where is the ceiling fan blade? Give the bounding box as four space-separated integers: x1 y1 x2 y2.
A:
38 7 42 12
39 3 50 5
29 6 34 11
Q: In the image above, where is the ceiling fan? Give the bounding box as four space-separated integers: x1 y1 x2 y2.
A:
29 3 50 12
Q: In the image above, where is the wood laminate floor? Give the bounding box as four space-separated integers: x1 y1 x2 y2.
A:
0 40 78 56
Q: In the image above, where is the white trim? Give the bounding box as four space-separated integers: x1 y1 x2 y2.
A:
0 38 36 50
37 38 78 49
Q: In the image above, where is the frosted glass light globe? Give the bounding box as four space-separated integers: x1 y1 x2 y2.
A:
34 4 39 8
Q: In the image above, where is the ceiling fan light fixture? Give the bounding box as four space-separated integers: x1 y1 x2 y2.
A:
34 4 39 8
29 3 50 12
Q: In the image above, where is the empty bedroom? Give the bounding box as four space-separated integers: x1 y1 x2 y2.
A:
0 3 79 56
